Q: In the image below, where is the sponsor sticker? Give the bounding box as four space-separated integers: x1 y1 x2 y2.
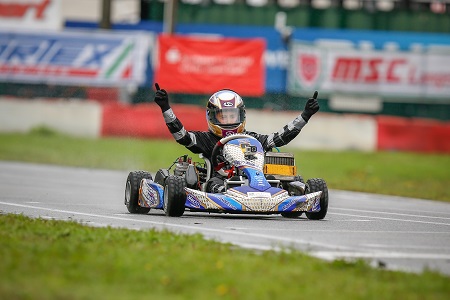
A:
142 182 159 207
187 194 202 209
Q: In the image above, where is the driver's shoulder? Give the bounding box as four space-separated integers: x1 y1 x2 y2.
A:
191 130 215 138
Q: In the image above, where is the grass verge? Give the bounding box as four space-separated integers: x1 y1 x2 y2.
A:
1 213 449 300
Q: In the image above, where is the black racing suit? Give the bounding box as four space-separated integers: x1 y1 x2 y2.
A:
161 108 308 192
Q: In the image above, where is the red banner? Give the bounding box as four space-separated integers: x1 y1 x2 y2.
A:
155 34 265 96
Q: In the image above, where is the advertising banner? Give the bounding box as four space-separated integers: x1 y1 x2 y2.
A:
0 0 62 30
0 29 153 87
288 41 450 99
155 34 265 96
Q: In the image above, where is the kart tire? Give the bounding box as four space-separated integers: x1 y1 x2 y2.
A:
163 175 187 217
305 178 328 220
125 171 152 214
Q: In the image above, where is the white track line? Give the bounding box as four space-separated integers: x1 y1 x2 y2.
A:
0 201 340 250
329 212 450 226
313 251 450 260
332 207 450 220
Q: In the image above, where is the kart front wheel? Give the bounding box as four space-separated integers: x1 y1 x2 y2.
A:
125 171 152 214
305 178 328 220
163 175 187 217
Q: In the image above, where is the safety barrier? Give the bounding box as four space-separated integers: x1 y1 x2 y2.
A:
0 97 448 153
377 116 450 153
100 103 205 139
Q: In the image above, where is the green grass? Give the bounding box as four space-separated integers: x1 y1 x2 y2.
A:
1 213 449 300
0 129 449 202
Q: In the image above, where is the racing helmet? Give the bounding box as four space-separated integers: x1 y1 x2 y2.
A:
206 89 246 137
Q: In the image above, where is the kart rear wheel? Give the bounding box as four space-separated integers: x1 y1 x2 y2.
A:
125 171 152 214
163 175 186 217
305 178 328 220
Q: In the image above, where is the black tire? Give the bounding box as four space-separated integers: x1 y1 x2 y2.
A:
163 175 187 217
305 178 328 220
125 171 152 214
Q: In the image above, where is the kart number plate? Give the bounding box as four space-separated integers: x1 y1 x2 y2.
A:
247 192 271 198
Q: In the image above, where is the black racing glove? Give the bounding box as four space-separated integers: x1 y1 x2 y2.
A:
154 83 170 112
301 91 320 122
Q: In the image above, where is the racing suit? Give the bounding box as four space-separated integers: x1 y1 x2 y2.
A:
161 107 309 192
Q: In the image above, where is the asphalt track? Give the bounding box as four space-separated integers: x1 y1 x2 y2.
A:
1 161 449 276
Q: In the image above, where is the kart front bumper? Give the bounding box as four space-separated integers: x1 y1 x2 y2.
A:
185 187 322 214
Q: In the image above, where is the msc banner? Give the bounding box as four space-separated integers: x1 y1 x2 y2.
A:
288 41 450 99
155 34 265 96
0 29 153 87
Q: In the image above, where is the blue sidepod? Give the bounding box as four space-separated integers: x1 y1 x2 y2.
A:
139 179 164 209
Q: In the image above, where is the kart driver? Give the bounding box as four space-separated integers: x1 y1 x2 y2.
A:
154 83 319 193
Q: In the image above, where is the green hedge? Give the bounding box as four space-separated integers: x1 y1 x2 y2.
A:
144 2 450 33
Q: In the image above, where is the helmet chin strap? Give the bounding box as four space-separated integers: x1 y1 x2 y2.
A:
221 128 239 137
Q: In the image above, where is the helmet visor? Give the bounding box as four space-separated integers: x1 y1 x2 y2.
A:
209 107 245 127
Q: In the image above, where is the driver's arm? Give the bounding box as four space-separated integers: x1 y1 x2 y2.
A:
267 115 307 149
154 83 197 148
154 83 213 155
249 92 319 151
248 116 306 151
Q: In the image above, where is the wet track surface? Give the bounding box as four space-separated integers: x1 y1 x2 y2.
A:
1 161 449 275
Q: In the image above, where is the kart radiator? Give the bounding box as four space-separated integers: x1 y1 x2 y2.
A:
264 152 297 176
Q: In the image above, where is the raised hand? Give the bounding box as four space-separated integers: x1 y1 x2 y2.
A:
301 91 320 122
154 83 170 112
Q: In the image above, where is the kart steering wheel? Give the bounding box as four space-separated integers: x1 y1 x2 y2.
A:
211 134 254 177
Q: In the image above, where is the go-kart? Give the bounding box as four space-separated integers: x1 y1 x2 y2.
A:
125 134 328 220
